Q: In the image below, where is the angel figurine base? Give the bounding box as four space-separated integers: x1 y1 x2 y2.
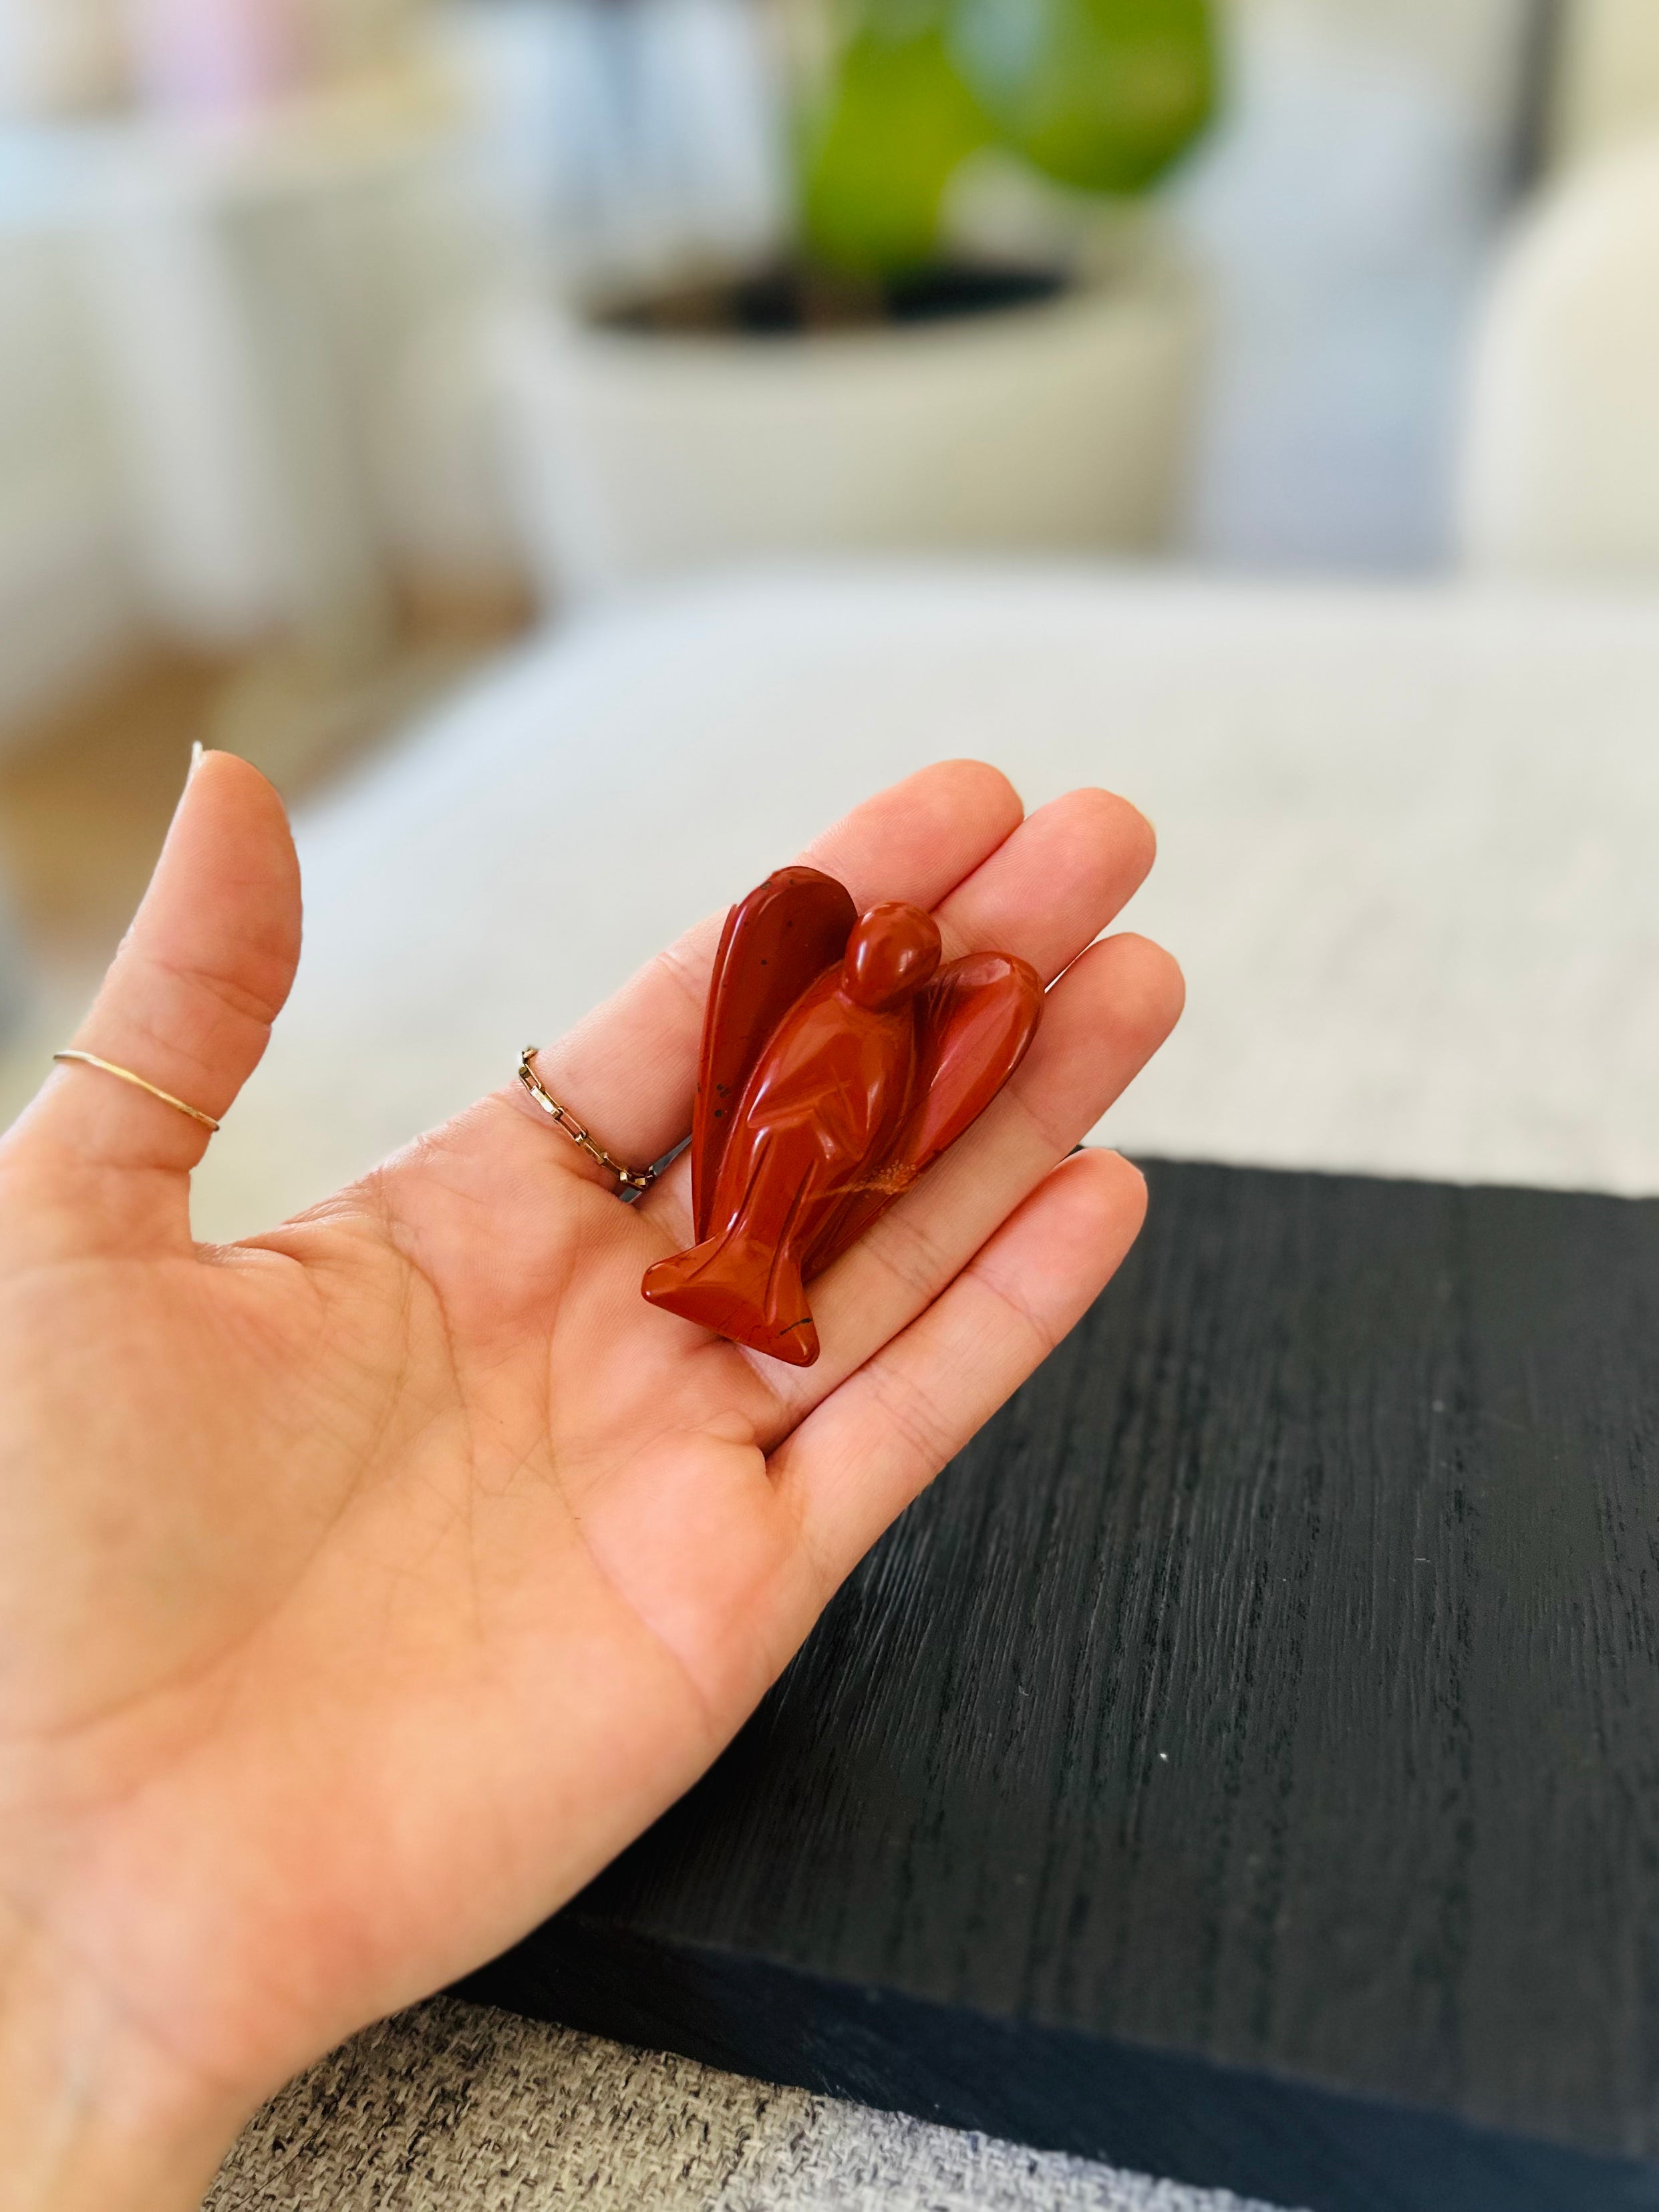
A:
642 868 1042 1365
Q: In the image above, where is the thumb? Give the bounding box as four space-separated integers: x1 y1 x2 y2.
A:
17 747 301 1211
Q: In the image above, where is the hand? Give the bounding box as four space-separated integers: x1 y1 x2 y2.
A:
0 754 1181 2209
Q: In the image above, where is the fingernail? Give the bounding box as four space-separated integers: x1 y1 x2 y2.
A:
188 740 205 784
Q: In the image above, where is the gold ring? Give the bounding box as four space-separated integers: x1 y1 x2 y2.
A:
516 1048 657 1193
51 1051 221 1133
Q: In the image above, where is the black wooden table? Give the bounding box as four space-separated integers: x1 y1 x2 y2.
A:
462 1160 1659 2212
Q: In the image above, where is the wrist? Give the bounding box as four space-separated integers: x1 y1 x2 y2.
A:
0 1894 242 2212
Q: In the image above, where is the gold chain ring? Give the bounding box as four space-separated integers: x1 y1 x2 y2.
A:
516 1048 658 1194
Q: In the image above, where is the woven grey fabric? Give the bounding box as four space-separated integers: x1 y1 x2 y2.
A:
208 1998 1290 2211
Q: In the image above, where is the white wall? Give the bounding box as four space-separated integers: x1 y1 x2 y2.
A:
1175 0 1539 567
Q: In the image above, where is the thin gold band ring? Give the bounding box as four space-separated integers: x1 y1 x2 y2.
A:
52 1051 221 1133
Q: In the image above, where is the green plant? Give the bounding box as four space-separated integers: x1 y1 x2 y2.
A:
798 0 1217 278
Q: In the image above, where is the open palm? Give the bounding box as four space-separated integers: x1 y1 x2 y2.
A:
0 754 1180 2209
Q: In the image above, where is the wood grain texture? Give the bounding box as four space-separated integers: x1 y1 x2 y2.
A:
462 1161 1659 2211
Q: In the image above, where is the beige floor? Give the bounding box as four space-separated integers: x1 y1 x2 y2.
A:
0 649 228 983
0 604 530 1132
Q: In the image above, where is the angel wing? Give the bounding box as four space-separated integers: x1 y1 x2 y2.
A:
806 950 1043 1274
691 866 857 1237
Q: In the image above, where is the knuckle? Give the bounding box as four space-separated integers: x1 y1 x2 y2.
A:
869 1367 956 1470
978 1265 1062 1362
651 935 716 1024
863 1201 956 1307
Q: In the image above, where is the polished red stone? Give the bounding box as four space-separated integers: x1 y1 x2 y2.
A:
642 866 1042 1365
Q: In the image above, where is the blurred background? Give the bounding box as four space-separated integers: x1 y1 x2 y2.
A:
0 0 1657 1193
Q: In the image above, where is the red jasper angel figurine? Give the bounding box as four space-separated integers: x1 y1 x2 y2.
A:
642 867 1042 1366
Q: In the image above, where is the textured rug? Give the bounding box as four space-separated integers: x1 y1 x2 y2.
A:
208 1998 1291 2211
